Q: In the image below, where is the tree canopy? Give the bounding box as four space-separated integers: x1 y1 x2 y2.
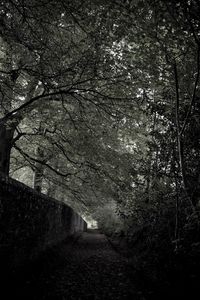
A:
1 0 200 242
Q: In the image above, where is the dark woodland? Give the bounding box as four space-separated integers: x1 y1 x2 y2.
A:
0 0 200 299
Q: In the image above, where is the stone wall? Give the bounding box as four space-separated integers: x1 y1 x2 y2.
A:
0 174 87 270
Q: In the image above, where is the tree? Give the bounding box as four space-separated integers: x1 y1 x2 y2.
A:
0 0 129 175
2 0 200 246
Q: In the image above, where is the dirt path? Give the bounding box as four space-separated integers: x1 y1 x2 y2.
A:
5 230 142 299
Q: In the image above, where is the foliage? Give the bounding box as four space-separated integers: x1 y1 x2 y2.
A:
93 201 123 236
1 1 200 272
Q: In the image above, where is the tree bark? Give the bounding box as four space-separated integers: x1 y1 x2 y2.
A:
33 147 45 193
0 122 16 175
174 62 195 209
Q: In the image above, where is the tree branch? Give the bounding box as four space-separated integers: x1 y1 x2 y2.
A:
14 144 73 178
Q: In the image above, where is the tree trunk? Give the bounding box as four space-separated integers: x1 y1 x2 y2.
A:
0 123 16 175
174 62 195 210
33 147 45 193
47 160 59 198
47 184 57 198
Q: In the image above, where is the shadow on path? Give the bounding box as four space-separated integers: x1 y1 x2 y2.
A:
2 230 142 299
